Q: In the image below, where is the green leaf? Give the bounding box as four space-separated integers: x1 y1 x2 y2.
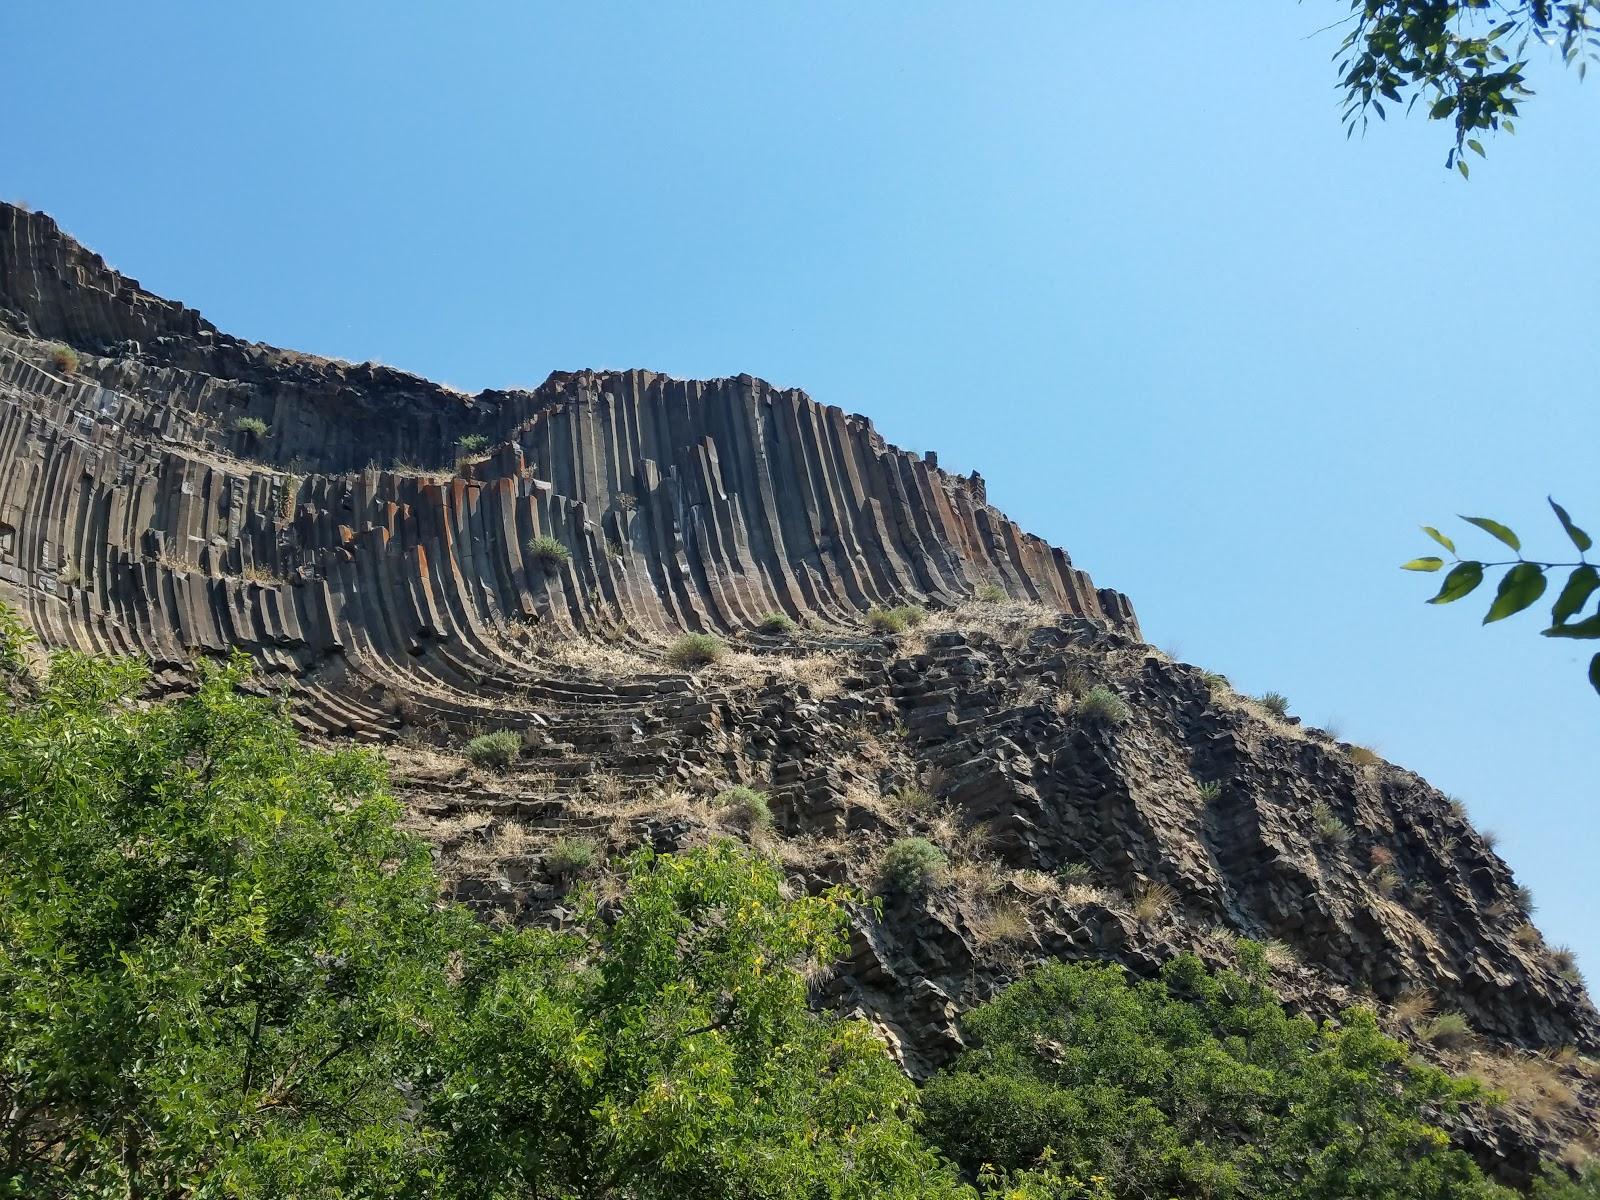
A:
1422 526 1456 554
1460 515 1521 553
1467 138 1485 157
1551 565 1600 625
1402 557 1445 572
1548 497 1592 552
1483 563 1546 623
1457 159 1470 180
1542 612 1600 639
1429 561 1484 604
1590 652 1600 698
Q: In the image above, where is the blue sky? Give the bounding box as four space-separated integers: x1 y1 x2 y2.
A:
6 3 1596 971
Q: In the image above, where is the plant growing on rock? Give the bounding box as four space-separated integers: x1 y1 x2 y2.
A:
1256 690 1291 718
466 729 521 771
1422 1011 1474 1050
756 611 796 634
456 433 489 454
666 632 725 670
1346 743 1381 768
867 606 909 633
47 343 78 375
715 785 773 830
1131 880 1177 923
545 836 598 876
880 836 948 896
976 583 1005 603
526 534 571 569
233 415 269 439
1311 800 1352 847
1073 685 1130 727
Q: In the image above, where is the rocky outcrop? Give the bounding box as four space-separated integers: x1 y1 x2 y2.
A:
1 202 1594 1184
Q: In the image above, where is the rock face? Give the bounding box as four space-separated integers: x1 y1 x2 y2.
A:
1 203 1595 1182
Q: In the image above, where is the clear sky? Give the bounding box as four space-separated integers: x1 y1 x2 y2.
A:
5 4 1596 971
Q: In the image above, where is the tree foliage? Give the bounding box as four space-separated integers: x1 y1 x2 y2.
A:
1334 1 1599 172
921 948 1513 1200
0 617 963 1199
1403 498 1600 696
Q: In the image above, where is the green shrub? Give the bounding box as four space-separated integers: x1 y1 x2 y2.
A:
456 433 489 454
526 534 571 568
1196 780 1223 802
466 729 521 770
716 785 773 830
546 836 598 876
867 607 909 633
1311 800 1351 847
1055 861 1093 885
896 604 928 627
1533 1165 1600 1199
976 583 1006 603
1422 1011 1473 1048
922 952 1509 1200
666 633 726 670
757 612 796 635
1256 691 1291 718
1199 670 1229 695
880 837 948 895
48 343 79 375
233 415 269 439
1074 686 1130 727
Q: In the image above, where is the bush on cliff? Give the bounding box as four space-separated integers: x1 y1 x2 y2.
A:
666 632 725 670
921 946 1513 1200
466 728 521 770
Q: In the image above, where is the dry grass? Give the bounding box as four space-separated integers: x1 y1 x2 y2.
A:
1346 744 1382 768
1131 881 1178 924
970 900 1032 950
449 821 537 877
1393 990 1435 1027
714 649 846 698
1469 1050 1579 1123
529 634 659 678
1061 882 1112 907
1513 923 1543 949
1260 940 1299 972
1009 869 1063 899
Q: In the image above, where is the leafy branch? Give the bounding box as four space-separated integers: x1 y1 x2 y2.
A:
1335 0 1600 175
1403 498 1600 693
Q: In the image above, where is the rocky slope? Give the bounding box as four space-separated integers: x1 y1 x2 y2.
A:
0 202 1595 1183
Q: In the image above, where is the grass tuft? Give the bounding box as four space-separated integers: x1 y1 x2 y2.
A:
465 730 520 771
1256 691 1291 718
715 786 773 830
666 633 726 670
756 612 796 635
526 535 571 569
546 836 598 876
48 344 79 375
233 416 269 439
1074 686 1131 727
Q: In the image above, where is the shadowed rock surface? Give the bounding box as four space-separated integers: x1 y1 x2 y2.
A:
1 202 1595 1183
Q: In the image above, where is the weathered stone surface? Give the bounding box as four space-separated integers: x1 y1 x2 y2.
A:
1 202 1595 1184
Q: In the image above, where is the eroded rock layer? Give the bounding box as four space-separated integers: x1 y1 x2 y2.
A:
1 203 1595 1183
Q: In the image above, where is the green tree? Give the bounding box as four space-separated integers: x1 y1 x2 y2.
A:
0 641 458 1197
922 948 1512 1199
0 610 970 1199
430 842 967 1200
1332 1 1598 172
1403 499 1600 696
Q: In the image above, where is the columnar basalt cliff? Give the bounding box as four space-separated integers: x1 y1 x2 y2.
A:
1 203 1595 1182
